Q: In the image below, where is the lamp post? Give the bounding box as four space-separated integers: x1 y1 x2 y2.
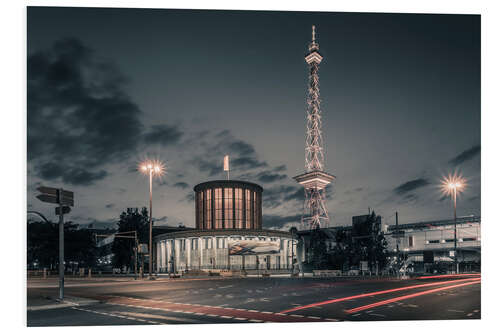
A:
441 173 466 275
139 160 165 279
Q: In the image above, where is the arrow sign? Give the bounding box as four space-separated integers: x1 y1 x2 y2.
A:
37 186 58 196
55 206 71 215
36 194 59 204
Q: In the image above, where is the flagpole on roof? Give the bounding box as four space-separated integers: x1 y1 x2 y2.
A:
223 155 230 180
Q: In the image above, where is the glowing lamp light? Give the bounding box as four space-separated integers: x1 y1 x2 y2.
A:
138 159 165 176
440 172 467 197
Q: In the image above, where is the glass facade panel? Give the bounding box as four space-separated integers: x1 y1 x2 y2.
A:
245 189 252 229
224 188 233 229
205 189 212 229
235 188 243 228
254 192 259 229
215 188 223 229
197 191 203 229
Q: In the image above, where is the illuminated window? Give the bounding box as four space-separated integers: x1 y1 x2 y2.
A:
235 188 243 228
245 189 251 229
215 188 223 229
205 189 212 229
224 188 233 228
197 191 203 229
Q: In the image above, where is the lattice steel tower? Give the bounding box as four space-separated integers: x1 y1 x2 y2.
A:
293 25 335 230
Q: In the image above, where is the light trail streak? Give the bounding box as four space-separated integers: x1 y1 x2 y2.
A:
279 277 480 314
416 273 480 279
345 279 480 313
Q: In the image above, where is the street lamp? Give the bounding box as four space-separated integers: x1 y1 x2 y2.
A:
139 159 165 279
440 173 467 274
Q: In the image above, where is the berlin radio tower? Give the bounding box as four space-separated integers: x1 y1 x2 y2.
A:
293 25 335 230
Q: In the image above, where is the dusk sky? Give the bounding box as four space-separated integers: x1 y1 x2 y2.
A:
27 7 480 230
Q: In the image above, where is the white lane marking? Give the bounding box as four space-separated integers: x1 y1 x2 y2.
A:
307 316 321 319
290 314 304 318
250 319 264 322
248 309 259 312
448 309 465 313
220 315 233 319
234 317 247 320
261 311 273 314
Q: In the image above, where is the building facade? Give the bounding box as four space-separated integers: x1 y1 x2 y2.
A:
385 216 481 273
155 180 295 273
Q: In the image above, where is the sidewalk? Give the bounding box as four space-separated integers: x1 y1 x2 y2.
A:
27 295 101 311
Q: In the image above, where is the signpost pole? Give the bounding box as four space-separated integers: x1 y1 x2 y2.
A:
58 189 65 300
396 212 400 279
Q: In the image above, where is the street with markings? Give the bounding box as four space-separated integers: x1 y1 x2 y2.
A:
27 274 480 326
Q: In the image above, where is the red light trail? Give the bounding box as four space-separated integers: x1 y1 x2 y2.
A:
416 273 480 279
345 279 480 313
279 277 480 314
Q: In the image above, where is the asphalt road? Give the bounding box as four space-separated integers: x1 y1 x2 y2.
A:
27 274 481 326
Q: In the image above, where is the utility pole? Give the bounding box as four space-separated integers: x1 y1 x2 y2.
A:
396 211 400 279
58 189 65 299
453 188 458 274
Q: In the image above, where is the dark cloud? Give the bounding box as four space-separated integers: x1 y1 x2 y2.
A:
37 162 108 186
173 182 189 189
284 188 304 202
193 130 269 176
449 145 481 167
143 124 183 145
196 160 221 177
393 178 430 195
263 213 302 229
256 170 287 183
273 164 287 172
231 157 267 169
105 203 115 209
262 185 302 208
28 38 143 186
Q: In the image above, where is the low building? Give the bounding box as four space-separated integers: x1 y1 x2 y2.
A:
385 216 481 273
154 180 296 273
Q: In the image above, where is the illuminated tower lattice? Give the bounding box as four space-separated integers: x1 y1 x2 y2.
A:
293 25 335 230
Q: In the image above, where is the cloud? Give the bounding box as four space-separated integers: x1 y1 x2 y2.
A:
263 213 302 229
143 124 183 145
393 178 430 195
192 130 269 176
173 182 189 189
262 185 303 208
256 170 287 183
28 38 181 187
449 145 481 167
28 38 144 186
105 203 115 209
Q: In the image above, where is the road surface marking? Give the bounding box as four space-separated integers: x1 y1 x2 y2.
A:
280 277 480 314
220 315 233 319
250 319 263 322
448 309 465 313
346 280 481 314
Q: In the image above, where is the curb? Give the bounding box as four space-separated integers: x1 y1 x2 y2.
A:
27 298 100 311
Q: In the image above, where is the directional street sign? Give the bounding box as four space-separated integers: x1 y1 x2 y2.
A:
35 185 74 300
36 187 74 206
55 206 71 215
37 186 58 196
36 194 59 204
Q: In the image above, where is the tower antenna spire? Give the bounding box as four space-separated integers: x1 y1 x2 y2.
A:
294 25 335 230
